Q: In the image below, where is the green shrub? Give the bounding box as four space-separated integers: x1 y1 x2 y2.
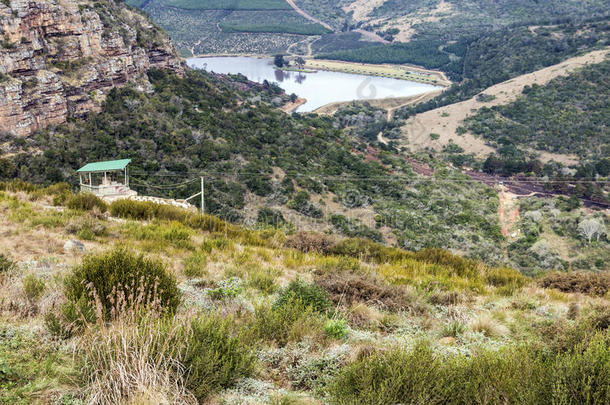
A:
247 297 323 347
63 248 180 321
330 342 461 404
0 253 15 273
324 319 348 339
22 274 45 304
486 266 529 289
329 238 410 264
274 279 332 314
552 332 610 404
248 268 278 295
330 335 610 405
66 193 107 212
180 315 256 400
183 251 207 278
206 277 242 300
44 296 96 339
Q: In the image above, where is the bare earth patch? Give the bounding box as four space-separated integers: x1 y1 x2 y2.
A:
342 0 388 22
400 48 609 164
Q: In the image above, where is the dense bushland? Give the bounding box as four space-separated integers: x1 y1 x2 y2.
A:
464 59 609 159
395 19 610 117
330 332 610 404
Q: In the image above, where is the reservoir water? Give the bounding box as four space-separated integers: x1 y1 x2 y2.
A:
187 57 441 112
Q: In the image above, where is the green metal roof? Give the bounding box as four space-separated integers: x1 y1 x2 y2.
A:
77 159 131 173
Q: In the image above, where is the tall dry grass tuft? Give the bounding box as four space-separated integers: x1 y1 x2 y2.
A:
77 281 196 405
80 314 196 405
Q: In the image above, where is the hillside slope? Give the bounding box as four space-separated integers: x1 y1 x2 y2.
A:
400 49 609 164
0 0 182 136
0 68 506 265
0 185 608 403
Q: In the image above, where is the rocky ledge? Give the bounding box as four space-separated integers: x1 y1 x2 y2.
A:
0 0 183 136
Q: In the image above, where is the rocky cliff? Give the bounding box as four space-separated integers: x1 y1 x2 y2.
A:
0 0 182 136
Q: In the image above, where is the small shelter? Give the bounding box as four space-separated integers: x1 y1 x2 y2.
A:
77 159 136 197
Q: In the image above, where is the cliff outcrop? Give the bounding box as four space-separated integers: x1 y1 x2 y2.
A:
0 0 182 136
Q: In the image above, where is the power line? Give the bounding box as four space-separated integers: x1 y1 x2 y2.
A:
128 171 610 183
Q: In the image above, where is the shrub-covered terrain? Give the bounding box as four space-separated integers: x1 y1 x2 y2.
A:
0 186 608 403
394 18 610 117
464 59 609 159
0 68 507 263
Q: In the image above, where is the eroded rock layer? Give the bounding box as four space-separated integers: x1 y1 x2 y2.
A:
0 0 182 136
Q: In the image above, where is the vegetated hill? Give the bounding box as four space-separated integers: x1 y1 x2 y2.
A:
464 59 610 167
0 0 182 137
0 68 507 266
359 0 609 42
127 0 330 56
131 0 609 56
0 186 609 403
395 18 610 116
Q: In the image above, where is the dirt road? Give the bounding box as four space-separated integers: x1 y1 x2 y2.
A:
285 0 335 32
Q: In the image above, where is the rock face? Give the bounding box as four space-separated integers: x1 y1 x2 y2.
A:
0 0 183 137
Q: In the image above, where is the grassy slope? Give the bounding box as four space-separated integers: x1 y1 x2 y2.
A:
0 186 608 403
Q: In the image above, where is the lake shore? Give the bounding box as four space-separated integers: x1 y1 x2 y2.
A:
188 54 450 86
187 56 443 112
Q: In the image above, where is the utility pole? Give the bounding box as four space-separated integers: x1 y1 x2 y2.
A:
201 177 205 215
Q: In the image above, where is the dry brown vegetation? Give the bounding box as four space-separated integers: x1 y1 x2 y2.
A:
538 271 610 297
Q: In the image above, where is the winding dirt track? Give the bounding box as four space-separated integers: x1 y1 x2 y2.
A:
285 0 335 32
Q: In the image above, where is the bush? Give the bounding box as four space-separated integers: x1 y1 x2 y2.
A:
538 271 610 297
324 319 348 339
22 274 45 304
247 297 323 347
485 266 529 290
247 268 278 295
552 332 610 404
181 315 255 401
0 253 15 273
206 277 242 300
275 279 332 314
329 238 410 263
183 251 207 278
63 248 180 321
66 193 107 212
329 342 461 404
315 272 411 312
331 331 610 404
285 231 334 254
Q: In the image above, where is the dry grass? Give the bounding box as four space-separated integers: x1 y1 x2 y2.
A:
80 316 196 405
469 314 509 338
